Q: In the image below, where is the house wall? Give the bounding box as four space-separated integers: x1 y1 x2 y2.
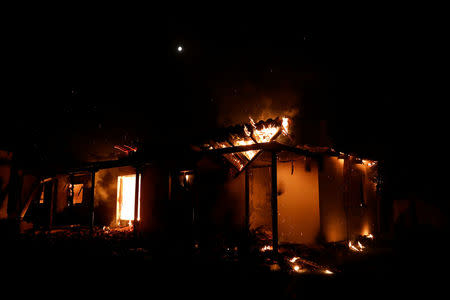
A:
0 150 12 219
248 155 321 245
140 165 170 233
318 156 347 242
319 156 379 242
55 175 69 214
19 173 40 216
1 150 41 221
213 171 246 229
249 166 272 235
0 162 11 219
346 161 378 240
277 158 320 245
360 163 379 236
194 155 246 236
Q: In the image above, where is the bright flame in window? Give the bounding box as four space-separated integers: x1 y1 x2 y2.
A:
116 174 141 224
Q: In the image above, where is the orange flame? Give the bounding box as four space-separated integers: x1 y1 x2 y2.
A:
282 117 289 135
261 245 273 252
290 257 299 263
249 117 280 143
208 117 291 170
234 139 259 160
348 240 366 252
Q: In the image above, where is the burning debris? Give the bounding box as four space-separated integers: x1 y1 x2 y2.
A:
256 236 337 275
205 116 291 172
29 224 136 241
365 233 374 239
348 241 365 252
261 245 273 252
286 255 336 275
348 234 374 252
114 144 138 154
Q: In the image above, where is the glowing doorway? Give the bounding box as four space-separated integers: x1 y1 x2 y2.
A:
116 174 141 225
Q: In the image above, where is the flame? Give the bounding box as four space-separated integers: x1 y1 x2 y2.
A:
292 265 307 273
362 160 376 167
348 240 366 252
116 174 141 224
323 269 334 275
290 257 299 263
249 117 280 143
208 117 291 171
365 233 374 239
261 245 273 252
217 142 245 170
348 241 362 252
234 138 259 160
282 117 289 135
244 125 251 137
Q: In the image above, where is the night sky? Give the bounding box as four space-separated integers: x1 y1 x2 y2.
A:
2 10 447 210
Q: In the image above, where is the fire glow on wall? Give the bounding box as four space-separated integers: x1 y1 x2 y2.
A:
116 174 141 225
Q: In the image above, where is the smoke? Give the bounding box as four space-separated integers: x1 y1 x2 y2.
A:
213 82 301 127
94 168 118 207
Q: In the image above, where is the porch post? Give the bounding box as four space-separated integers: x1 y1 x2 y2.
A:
245 168 250 234
134 166 141 237
89 170 96 230
271 151 279 255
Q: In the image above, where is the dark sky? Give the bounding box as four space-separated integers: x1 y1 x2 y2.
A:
2 10 447 205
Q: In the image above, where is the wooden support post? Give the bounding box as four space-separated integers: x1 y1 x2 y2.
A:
89 170 96 230
134 166 140 237
48 179 57 229
343 157 351 241
271 151 279 256
7 154 20 219
20 180 41 219
245 169 250 235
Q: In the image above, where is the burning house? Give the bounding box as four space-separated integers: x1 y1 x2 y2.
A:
1 117 381 253
195 117 380 252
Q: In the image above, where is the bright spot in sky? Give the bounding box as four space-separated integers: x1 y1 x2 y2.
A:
177 46 183 52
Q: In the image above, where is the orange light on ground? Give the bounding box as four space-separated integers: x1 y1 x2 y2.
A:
116 174 141 224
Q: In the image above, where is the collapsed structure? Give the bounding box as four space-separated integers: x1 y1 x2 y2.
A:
1 117 381 252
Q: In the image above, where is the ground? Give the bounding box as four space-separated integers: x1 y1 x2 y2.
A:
2 226 448 298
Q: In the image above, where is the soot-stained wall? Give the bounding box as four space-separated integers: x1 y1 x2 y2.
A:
140 165 169 233
213 172 246 230
346 160 378 240
319 157 379 242
249 166 272 235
